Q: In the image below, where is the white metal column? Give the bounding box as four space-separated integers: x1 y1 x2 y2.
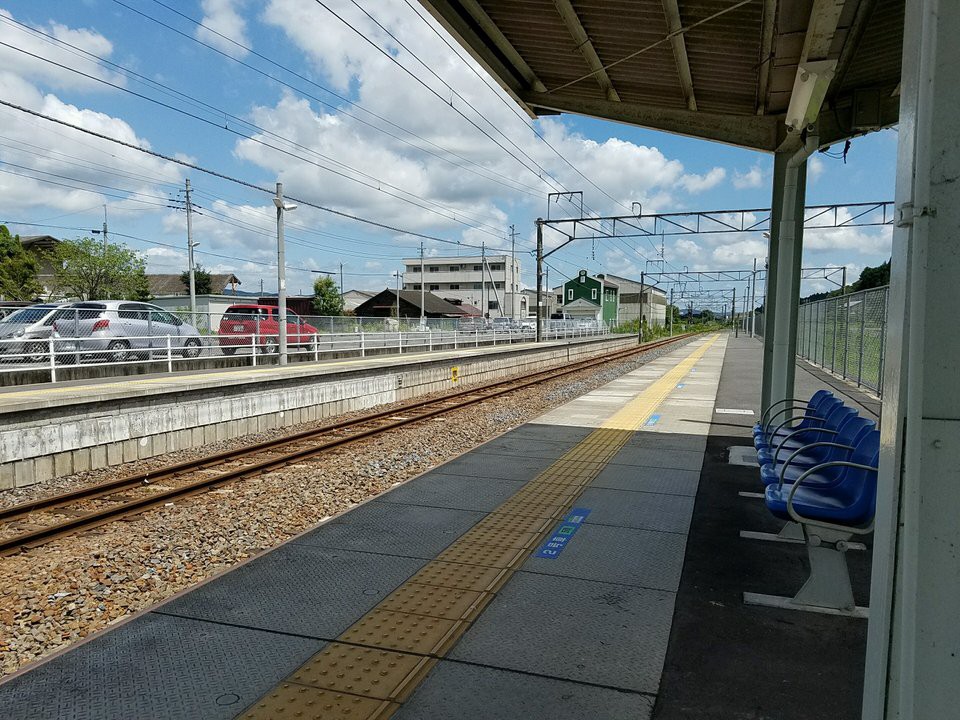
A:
761 152 787 412
764 146 809 411
863 1 960 717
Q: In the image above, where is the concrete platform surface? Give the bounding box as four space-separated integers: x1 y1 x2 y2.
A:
0 333 877 719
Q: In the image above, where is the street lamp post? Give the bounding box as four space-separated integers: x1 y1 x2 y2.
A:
273 182 297 365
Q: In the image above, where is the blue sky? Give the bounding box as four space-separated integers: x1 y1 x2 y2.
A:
0 0 896 303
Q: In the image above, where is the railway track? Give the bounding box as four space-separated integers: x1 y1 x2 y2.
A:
0 334 691 555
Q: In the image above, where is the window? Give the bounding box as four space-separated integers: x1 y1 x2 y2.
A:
473 265 483 271
488 300 499 310
406 265 420 273
579 274 585 283
591 288 598 300
490 263 504 271
494 281 504 289
556 295 563 304
428 266 440 272
429 284 440 291
449 265 460 272
412 284 421 290
567 289 574 300
473 283 482 290
449 284 460 290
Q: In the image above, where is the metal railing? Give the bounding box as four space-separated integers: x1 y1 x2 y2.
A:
796 286 888 395
0 310 613 383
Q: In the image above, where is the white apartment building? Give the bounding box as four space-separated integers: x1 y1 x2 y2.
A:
402 255 526 319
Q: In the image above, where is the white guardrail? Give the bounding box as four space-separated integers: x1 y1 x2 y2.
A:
0 326 613 383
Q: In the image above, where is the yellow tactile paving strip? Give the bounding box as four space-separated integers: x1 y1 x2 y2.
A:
239 335 720 719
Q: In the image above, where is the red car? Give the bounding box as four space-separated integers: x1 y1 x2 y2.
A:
218 304 318 355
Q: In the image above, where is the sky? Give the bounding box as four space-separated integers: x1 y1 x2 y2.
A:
0 0 896 305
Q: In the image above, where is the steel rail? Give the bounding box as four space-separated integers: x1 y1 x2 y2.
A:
0 334 692 555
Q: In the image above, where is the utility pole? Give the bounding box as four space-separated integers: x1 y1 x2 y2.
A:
185 179 196 316
395 271 401 320
750 257 757 337
481 242 486 320
733 285 738 337
841 265 847 295
509 224 517 320
339 261 344 306
419 241 425 328
536 219 543 342
102 204 108 252
669 287 674 337
273 182 296 365
638 271 645 344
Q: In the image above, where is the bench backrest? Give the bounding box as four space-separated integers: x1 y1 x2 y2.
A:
826 416 877 463
830 429 881 526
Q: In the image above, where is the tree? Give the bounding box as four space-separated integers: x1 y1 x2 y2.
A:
0 225 43 300
53 237 151 300
180 264 212 294
852 259 890 292
312 275 343 315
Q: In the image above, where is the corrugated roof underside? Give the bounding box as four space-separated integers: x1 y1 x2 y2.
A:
839 0 903 93
477 0 764 115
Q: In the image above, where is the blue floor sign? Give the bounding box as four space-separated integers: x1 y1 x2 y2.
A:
533 508 591 559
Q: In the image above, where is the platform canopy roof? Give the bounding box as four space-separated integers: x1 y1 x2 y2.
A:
418 0 903 152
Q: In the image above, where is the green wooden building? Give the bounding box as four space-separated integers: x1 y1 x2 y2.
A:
560 270 618 325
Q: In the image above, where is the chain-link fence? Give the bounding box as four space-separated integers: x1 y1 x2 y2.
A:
797 286 888 395
0 302 612 383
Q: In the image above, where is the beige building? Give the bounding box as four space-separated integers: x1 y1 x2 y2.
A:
597 273 668 326
402 255 525 319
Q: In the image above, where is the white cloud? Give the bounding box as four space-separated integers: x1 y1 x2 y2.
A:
733 165 763 189
0 8 126 90
808 155 825 181
0 10 183 222
679 167 725 193
197 0 251 57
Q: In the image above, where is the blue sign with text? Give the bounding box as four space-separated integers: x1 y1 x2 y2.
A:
645 414 661 426
533 508 591 559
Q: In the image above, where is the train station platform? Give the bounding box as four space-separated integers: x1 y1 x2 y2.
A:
0 333 879 719
0 334 635 489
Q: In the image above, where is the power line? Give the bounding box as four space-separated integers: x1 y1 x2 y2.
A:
312 0 565 195
346 0 573 199
0 35 508 240
122 0 553 199
400 0 633 216
0 99 515 253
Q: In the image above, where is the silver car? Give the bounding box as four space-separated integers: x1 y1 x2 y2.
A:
0 303 73 362
54 301 203 362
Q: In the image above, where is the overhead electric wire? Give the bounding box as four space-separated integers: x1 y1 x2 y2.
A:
342 0 570 198
0 37 508 240
311 0 566 195
120 0 552 200
0 136 183 194
0 99 516 253
0 219 312 272
1 132 463 262
399 0 631 217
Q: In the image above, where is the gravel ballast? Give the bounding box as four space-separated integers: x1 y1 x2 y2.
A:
0 337 692 676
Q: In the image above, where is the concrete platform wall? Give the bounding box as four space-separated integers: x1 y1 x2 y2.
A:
0 337 637 489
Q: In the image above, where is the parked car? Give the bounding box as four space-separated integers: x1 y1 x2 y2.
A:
0 300 36 319
217 304 318 355
492 317 517 331
457 317 488 332
53 301 203 362
0 302 74 362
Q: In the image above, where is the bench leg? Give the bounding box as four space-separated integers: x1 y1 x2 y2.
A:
743 526 868 618
793 528 855 611
739 521 805 544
